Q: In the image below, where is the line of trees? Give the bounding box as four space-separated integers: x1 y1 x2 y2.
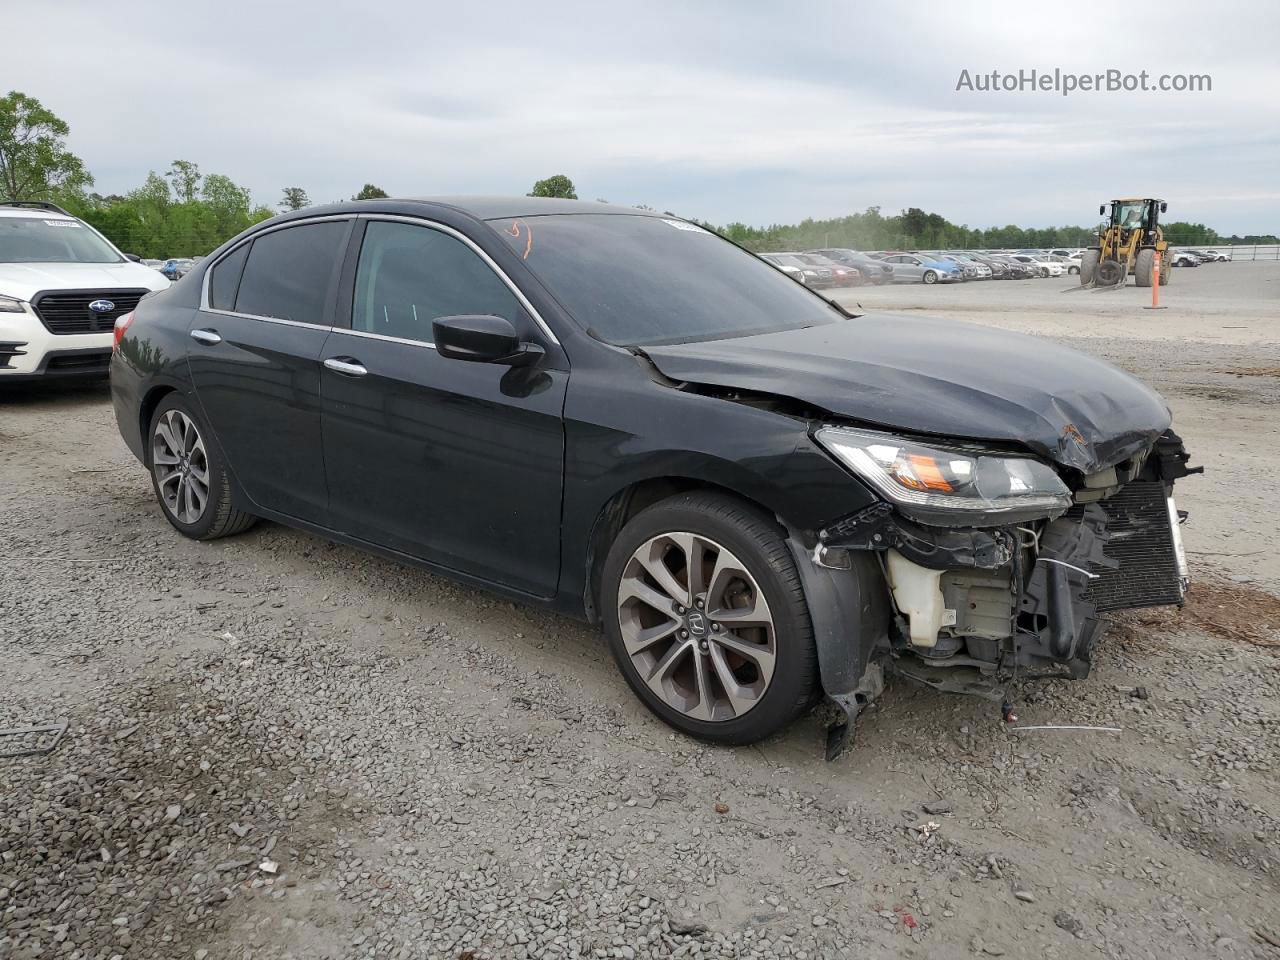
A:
704 206 1276 253
56 164 275 260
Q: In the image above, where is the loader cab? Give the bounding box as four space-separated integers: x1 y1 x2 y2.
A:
1104 198 1167 235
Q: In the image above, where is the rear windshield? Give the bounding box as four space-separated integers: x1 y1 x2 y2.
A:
488 214 841 346
0 216 121 263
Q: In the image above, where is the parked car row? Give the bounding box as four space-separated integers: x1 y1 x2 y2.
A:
759 247 1088 285
1171 248 1231 267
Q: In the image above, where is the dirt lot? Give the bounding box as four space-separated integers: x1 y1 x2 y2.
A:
2 263 1278 960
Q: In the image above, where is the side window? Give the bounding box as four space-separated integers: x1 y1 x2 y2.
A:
352 221 520 344
207 243 249 310
234 221 349 322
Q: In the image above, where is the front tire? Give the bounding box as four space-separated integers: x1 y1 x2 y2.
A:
600 492 818 745
149 394 257 540
1135 248 1155 287
922 270 938 284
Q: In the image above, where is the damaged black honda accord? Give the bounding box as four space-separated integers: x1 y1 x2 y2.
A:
110 197 1200 758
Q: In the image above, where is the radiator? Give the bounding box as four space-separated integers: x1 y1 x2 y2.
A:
1081 480 1186 611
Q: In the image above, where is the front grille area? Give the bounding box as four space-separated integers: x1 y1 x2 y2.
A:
1079 481 1185 611
32 290 147 335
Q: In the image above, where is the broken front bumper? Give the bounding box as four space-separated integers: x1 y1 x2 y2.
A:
800 430 1200 758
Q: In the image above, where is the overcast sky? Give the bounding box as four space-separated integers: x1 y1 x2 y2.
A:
9 0 1278 233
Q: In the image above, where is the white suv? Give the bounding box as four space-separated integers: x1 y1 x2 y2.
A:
0 202 170 381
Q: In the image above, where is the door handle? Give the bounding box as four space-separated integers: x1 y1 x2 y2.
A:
190 328 222 345
324 357 368 377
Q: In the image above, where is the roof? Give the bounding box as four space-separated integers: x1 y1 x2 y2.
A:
0 201 76 219
404 196 664 220
0 207 76 220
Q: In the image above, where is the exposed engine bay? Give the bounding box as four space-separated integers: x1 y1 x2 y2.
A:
811 429 1201 757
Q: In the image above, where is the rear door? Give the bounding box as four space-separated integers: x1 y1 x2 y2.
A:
319 217 567 596
187 217 352 522
885 255 921 280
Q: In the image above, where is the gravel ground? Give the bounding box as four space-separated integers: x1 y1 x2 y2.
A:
2 273 1279 959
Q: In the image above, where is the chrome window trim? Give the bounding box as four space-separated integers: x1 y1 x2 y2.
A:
199 214 354 320
356 214 561 347
200 309 332 332
327 326 436 351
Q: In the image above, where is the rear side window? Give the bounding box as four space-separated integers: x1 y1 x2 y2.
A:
351 221 520 344
234 221 349 322
208 243 249 310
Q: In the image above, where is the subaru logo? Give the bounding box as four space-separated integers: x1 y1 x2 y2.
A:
88 299 116 313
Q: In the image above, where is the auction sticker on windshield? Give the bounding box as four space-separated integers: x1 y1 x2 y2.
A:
662 219 710 233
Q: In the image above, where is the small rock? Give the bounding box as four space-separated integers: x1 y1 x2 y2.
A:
812 915 828 927
923 801 952 815
1054 911 1085 938
165 805 182 821
713 802 729 815
669 918 709 936
1014 890 1035 903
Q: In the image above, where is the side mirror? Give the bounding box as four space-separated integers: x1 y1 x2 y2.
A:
1159 202 1168 213
124 253 142 262
1099 205 1106 216
433 314 543 366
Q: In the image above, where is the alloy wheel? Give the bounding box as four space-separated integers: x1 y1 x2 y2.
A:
152 409 210 524
616 532 776 722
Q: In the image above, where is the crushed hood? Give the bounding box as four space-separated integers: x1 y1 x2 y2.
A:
643 314 1172 474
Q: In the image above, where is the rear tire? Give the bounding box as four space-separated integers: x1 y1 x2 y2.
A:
148 394 257 541
600 492 818 746
1135 248 1155 287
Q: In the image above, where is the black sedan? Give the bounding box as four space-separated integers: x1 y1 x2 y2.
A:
110 197 1199 757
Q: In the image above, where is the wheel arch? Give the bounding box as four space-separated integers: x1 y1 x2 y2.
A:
138 384 179 463
582 476 783 626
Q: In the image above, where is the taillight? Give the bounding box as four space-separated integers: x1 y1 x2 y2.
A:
113 311 134 351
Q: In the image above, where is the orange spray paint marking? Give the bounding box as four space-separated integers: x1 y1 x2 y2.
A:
504 219 533 260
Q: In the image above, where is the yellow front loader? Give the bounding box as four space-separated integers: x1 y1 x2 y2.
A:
1080 198 1170 287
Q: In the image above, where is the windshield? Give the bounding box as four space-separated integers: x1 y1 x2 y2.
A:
490 214 842 346
0 216 122 264
1113 202 1148 226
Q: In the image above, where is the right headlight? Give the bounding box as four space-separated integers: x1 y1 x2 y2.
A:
814 426 1072 526
0 295 28 313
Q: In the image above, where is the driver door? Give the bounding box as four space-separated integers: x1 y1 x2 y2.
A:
319 218 567 597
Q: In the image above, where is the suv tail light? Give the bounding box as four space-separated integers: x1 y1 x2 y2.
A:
113 311 134 352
